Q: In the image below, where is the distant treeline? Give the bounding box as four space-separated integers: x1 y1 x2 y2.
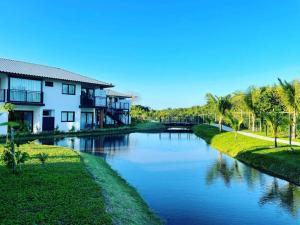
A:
131 78 300 147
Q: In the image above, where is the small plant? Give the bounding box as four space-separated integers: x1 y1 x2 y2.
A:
37 153 49 165
2 142 29 173
54 125 60 134
69 125 76 132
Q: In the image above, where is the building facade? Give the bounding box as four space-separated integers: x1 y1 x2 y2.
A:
0 58 132 135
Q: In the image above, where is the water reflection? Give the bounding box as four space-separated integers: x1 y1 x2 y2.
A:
260 179 300 216
206 153 300 217
39 134 130 158
37 132 300 225
206 153 242 186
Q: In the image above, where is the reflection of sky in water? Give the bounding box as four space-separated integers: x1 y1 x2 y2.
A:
39 133 300 225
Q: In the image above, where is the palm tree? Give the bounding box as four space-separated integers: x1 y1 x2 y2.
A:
243 87 260 132
278 78 300 141
265 110 286 148
226 112 243 140
206 93 232 131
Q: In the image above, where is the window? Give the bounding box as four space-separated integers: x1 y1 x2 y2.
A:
9 77 42 102
62 84 76 95
45 81 53 87
61 111 75 122
43 110 54 117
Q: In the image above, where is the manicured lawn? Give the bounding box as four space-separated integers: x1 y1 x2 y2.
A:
193 124 300 185
81 153 162 225
0 144 112 225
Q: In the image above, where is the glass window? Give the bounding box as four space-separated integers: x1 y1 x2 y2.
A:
10 77 42 102
10 77 41 91
69 85 75 95
68 112 74 121
61 112 68 122
62 84 69 94
61 111 75 122
62 84 76 95
45 81 53 87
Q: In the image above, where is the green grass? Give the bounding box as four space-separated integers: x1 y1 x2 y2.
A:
193 124 300 185
81 153 163 225
133 121 167 132
0 144 112 225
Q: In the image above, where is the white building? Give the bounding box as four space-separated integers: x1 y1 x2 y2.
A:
0 58 132 135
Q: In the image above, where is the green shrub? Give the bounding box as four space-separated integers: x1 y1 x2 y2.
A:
37 153 49 165
1 142 29 173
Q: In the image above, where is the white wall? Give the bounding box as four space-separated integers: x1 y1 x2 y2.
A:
42 79 81 132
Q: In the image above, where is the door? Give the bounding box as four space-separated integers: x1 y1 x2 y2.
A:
42 117 55 132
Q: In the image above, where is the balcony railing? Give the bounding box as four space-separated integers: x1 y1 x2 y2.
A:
108 102 130 110
80 95 107 108
7 89 44 105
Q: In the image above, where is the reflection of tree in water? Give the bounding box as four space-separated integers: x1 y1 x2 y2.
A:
206 153 242 186
259 178 300 216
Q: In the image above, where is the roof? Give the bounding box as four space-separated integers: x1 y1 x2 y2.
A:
106 89 133 98
0 58 114 87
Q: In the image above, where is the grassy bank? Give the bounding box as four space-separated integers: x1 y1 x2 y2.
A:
193 124 300 185
0 144 112 225
81 153 162 225
0 143 162 225
6 122 167 143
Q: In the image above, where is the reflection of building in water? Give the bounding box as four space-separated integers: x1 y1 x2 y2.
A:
38 134 130 159
78 134 130 157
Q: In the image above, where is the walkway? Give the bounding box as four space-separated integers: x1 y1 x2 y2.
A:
212 124 300 146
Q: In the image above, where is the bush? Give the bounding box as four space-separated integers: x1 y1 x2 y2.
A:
1 142 29 173
37 153 49 165
69 125 76 133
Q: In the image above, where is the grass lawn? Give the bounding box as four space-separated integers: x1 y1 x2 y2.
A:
193 124 300 185
81 153 162 225
0 144 112 225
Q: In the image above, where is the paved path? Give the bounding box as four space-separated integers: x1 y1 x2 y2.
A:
211 123 300 146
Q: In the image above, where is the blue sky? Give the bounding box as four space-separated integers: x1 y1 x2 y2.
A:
1 0 300 109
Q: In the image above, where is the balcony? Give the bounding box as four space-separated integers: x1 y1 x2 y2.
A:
80 95 107 108
7 89 44 105
109 102 130 110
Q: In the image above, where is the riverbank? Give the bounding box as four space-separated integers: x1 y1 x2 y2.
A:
193 124 300 185
6 122 167 143
0 143 162 225
0 144 111 224
81 153 162 225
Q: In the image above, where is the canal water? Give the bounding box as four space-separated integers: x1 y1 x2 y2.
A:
39 132 300 225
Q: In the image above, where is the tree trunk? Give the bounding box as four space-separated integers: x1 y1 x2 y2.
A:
292 112 297 139
265 124 268 136
219 119 222 132
274 128 278 148
252 114 255 132
11 128 16 173
289 124 292 146
259 117 262 132
248 113 251 130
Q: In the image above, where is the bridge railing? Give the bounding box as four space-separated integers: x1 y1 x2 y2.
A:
160 116 204 124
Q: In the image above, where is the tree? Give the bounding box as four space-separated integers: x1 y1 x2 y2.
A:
243 87 261 132
278 78 300 141
226 112 243 140
0 103 29 173
206 93 232 131
265 110 286 148
257 86 287 148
